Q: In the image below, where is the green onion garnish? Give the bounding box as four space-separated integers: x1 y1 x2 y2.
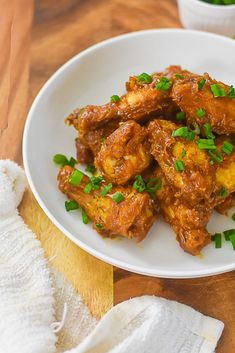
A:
146 177 162 198
175 74 184 79
100 183 113 196
156 77 172 91
221 140 234 155
197 139 216 150
53 154 77 167
82 209 89 224
110 95 120 103
112 192 125 204
84 175 104 193
84 183 93 194
174 160 185 172
96 223 103 228
228 85 235 98
230 233 235 250
232 213 235 221
172 126 195 141
219 186 228 198
208 150 223 164
181 149 187 158
196 108 206 118
210 84 226 97
65 200 79 212
133 175 146 193
203 123 215 139
192 122 200 135
176 111 185 121
198 78 206 90
85 164 96 174
69 169 84 186
137 72 152 84
223 229 235 241
213 233 222 248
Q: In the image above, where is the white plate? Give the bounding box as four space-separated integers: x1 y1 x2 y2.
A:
23 29 235 278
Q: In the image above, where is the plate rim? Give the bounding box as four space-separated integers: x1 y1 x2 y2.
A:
23 28 235 278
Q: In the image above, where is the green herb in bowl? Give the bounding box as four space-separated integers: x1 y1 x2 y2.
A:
201 0 235 4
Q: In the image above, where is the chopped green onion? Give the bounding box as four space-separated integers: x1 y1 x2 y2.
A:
210 160 214 165
196 108 206 118
175 74 184 79
223 229 235 241
197 139 216 150
156 77 172 91
84 183 93 194
198 78 206 90
232 213 235 221
110 95 120 103
203 123 215 139
146 177 162 198
230 233 235 250
210 84 226 97
85 164 96 174
176 111 185 121
96 223 103 228
221 140 234 155
219 186 228 198
53 154 77 167
208 150 223 164
181 149 187 158
192 122 200 135
82 209 89 224
172 126 195 141
112 192 125 204
90 176 103 188
65 200 79 211
133 175 146 192
228 85 235 98
100 183 113 196
174 160 185 172
69 169 84 186
137 72 152 84
213 233 222 248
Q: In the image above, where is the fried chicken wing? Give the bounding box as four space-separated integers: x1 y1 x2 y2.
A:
152 168 211 255
75 138 93 164
95 121 152 185
215 193 235 215
66 66 182 142
148 119 216 205
58 165 156 241
171 72 235 135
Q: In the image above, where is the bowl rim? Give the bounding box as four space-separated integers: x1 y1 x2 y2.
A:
23 28 235 278
180 0 235 10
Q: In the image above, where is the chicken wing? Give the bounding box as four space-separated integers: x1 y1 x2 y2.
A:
215 193 235 215
95 121 152 185
152 167 211 255
148 119 216 205
171 72 235 135
58 165 156 242
66 66 182 142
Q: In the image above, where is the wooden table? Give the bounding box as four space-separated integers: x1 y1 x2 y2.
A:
1 1 235 352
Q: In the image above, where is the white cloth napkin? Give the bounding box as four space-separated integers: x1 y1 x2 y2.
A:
0 160 224 353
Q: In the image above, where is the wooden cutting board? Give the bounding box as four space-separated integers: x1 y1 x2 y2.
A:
1 0 234 351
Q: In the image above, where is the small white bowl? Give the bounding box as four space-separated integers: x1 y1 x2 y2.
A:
177 0 235 37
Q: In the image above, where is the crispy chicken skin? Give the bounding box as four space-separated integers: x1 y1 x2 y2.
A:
153 168 211 255
58 166 156 242
75 138 93 164
148 119 216 205
171 72 235 135
95 121 152 185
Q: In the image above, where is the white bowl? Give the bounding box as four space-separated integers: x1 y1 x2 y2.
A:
177 0 235 37
23 29 235 278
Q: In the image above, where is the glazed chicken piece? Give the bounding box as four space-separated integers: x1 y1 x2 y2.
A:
152 168 211 255
148 119 216 206
66 66 182 142
208 136 235 208
58 165 156 242
75 138 93 164
95 121 152 185
215 193 235 215
171 72 235 135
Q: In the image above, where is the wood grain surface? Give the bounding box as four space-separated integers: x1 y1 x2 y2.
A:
0 0 234 351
